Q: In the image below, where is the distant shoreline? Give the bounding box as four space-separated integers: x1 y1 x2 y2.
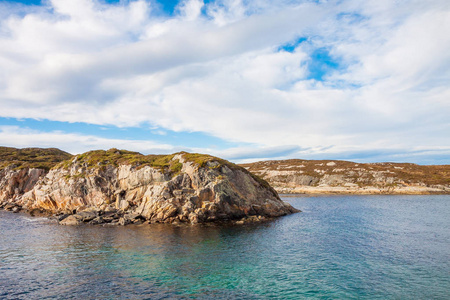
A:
241 159 450 196
276 186 450 195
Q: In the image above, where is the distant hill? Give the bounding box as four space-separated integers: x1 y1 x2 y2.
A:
0 147 73 170
240 159 450 194
2 146 449 195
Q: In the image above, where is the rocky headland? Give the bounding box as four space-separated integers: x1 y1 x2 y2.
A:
0 147 298 225
241 159 450 195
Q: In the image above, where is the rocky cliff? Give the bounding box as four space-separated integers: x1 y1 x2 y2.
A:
241 159 450 194
0 147 72 208
0 147 298 225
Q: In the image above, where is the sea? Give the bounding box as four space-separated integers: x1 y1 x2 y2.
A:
1 195 449 299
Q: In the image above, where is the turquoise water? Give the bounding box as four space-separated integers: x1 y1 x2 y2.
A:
1 195 449 299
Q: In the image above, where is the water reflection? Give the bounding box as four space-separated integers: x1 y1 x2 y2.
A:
1 195 450 299
1 212 277 299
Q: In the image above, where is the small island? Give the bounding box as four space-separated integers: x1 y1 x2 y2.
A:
0 147 298 225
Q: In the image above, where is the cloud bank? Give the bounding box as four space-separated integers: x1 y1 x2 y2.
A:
0 0 449 163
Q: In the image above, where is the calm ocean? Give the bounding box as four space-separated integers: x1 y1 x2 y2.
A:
1 195 449 299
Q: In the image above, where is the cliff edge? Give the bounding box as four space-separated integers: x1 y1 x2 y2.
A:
0 147 298 225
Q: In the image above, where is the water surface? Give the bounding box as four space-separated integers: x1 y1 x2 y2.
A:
1 195 449 299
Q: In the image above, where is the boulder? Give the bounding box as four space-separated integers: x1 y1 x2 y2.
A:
59 215 82 226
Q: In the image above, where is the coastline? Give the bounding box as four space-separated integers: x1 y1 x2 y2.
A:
274 186 450 195
241 159 450 196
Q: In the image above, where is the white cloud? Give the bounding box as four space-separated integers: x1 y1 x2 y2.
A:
0 126 176 154
177 0 204 21
0 125 448 165
0 0 449 163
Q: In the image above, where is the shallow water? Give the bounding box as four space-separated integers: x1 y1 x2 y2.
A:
1 195 449 299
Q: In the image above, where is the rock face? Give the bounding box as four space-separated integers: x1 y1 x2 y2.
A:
0 166 46 203
241 159 450 194
0 149 299 224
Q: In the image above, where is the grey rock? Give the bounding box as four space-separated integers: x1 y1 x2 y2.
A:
59 215 82 226
77 211 97 222
124 212 142 221
118 217 131 226
90 216 104 225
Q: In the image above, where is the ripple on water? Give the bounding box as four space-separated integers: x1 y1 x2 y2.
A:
1 195 450 299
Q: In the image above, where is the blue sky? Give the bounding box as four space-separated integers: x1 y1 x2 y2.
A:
0 0 449 164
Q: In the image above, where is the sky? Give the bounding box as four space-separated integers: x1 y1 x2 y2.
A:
0 0 449 164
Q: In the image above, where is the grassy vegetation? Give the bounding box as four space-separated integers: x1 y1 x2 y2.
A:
177 152 274 190
180 152 235 169
0 146 276 190
0 147 73 170
0 147 237 174
54 148 185 173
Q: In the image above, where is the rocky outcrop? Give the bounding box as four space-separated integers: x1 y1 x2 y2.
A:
0 166 46 203
241 160 450 195
0 149 299 225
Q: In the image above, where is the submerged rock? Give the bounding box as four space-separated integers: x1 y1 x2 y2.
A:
1 149 299 225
